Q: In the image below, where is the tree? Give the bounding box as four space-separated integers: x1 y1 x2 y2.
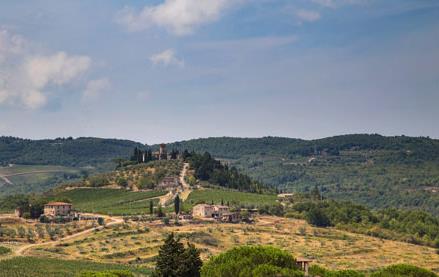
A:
149 200 154 215
306 207 331 227
174 195 181 215
154 233 202 277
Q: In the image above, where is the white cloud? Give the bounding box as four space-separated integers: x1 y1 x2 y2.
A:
0 28 91 109
0 29 26 62
82 78 111 102
150 49 184 67
116 0 236 36
311 0 365 8
295 9 321 23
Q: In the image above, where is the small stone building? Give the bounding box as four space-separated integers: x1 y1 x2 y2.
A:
44 202 73 217
157 176 180 190
192 204 231 219
192 204 215 218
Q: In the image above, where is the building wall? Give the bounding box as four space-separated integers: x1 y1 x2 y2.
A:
44 205 72 216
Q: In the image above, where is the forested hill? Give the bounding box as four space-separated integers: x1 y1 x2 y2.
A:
164 135 439 214
165 134 439 162
0 137 143 168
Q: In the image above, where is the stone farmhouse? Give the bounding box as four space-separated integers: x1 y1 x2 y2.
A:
192 204 241 223
43 202 73 217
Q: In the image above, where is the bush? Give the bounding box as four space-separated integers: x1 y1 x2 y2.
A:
370 264 437 277
98 217 105 226
309 265 365 277
0 246 11 256
201 246 302 277
79 270 134 277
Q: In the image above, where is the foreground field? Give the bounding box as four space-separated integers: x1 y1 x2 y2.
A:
24 216 439 273
0 256 150 277
51 188 166 215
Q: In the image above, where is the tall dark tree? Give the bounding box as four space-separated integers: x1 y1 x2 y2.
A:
149 200 154 215
174 195 180 215
154 233 202 277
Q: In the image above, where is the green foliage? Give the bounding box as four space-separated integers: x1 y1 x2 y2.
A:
174 194 181 215
166 135 439 214
185 152 272 193
48 188 165 215
290 198 439 247
370 264 437 277
0 257 149 277
78 270 134 277
154 233 202 277
0 246 11 256
200 245 302 277
309 265 365 277
184 188 277 211
0 136 143 167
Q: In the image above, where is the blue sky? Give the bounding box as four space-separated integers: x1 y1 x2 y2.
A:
0 0 438 144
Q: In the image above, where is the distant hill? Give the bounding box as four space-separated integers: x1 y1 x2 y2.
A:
164 134 439 214
0 136 144 168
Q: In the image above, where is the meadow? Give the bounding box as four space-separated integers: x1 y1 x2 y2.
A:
0 256 150 277
51 188 166 215
29 216 439 273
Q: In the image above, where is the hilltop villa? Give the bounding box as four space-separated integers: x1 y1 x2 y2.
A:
44 202 73 217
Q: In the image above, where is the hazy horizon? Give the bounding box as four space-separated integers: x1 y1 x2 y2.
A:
1 0 438 144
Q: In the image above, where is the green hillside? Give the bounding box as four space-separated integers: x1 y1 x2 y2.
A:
0 136 144 168
0 165 84 196
165 135 439 214
49 188 166 215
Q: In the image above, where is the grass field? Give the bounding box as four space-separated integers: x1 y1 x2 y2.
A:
28 216 439 273
0 256 150 277
52 188 166 215
183 188 277 211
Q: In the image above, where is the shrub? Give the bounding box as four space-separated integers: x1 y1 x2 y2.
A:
201 246 302 277
79 270 134 277
370 264 437 277
0 246 11 256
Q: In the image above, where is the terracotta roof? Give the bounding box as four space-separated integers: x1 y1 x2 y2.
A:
45 202 72 206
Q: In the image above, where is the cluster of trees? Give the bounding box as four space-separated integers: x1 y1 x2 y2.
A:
129 147 180 164
288 195 439 247
184 151 272 193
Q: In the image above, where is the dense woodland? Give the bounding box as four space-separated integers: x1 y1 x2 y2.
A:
0 136 143 168
3 134 439 213
184 151 272 193
164 135 439 214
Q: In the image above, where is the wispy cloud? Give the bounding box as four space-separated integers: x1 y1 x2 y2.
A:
150 49 184 67
191 35 297 51
311 0 365 8
82 78 111 102
295 9 321 23
115 0 238 36
0 28 91 109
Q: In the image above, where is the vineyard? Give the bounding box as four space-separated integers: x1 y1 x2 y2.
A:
0 257 150 277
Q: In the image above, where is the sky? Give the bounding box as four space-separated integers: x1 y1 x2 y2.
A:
0 0 438 144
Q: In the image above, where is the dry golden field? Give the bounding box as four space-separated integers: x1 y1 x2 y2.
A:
19 216 439 273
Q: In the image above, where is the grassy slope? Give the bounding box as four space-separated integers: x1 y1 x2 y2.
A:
0 257 150 277
30 216 439 273
52 188 166 215
183 188 277 211
0 165 82 196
